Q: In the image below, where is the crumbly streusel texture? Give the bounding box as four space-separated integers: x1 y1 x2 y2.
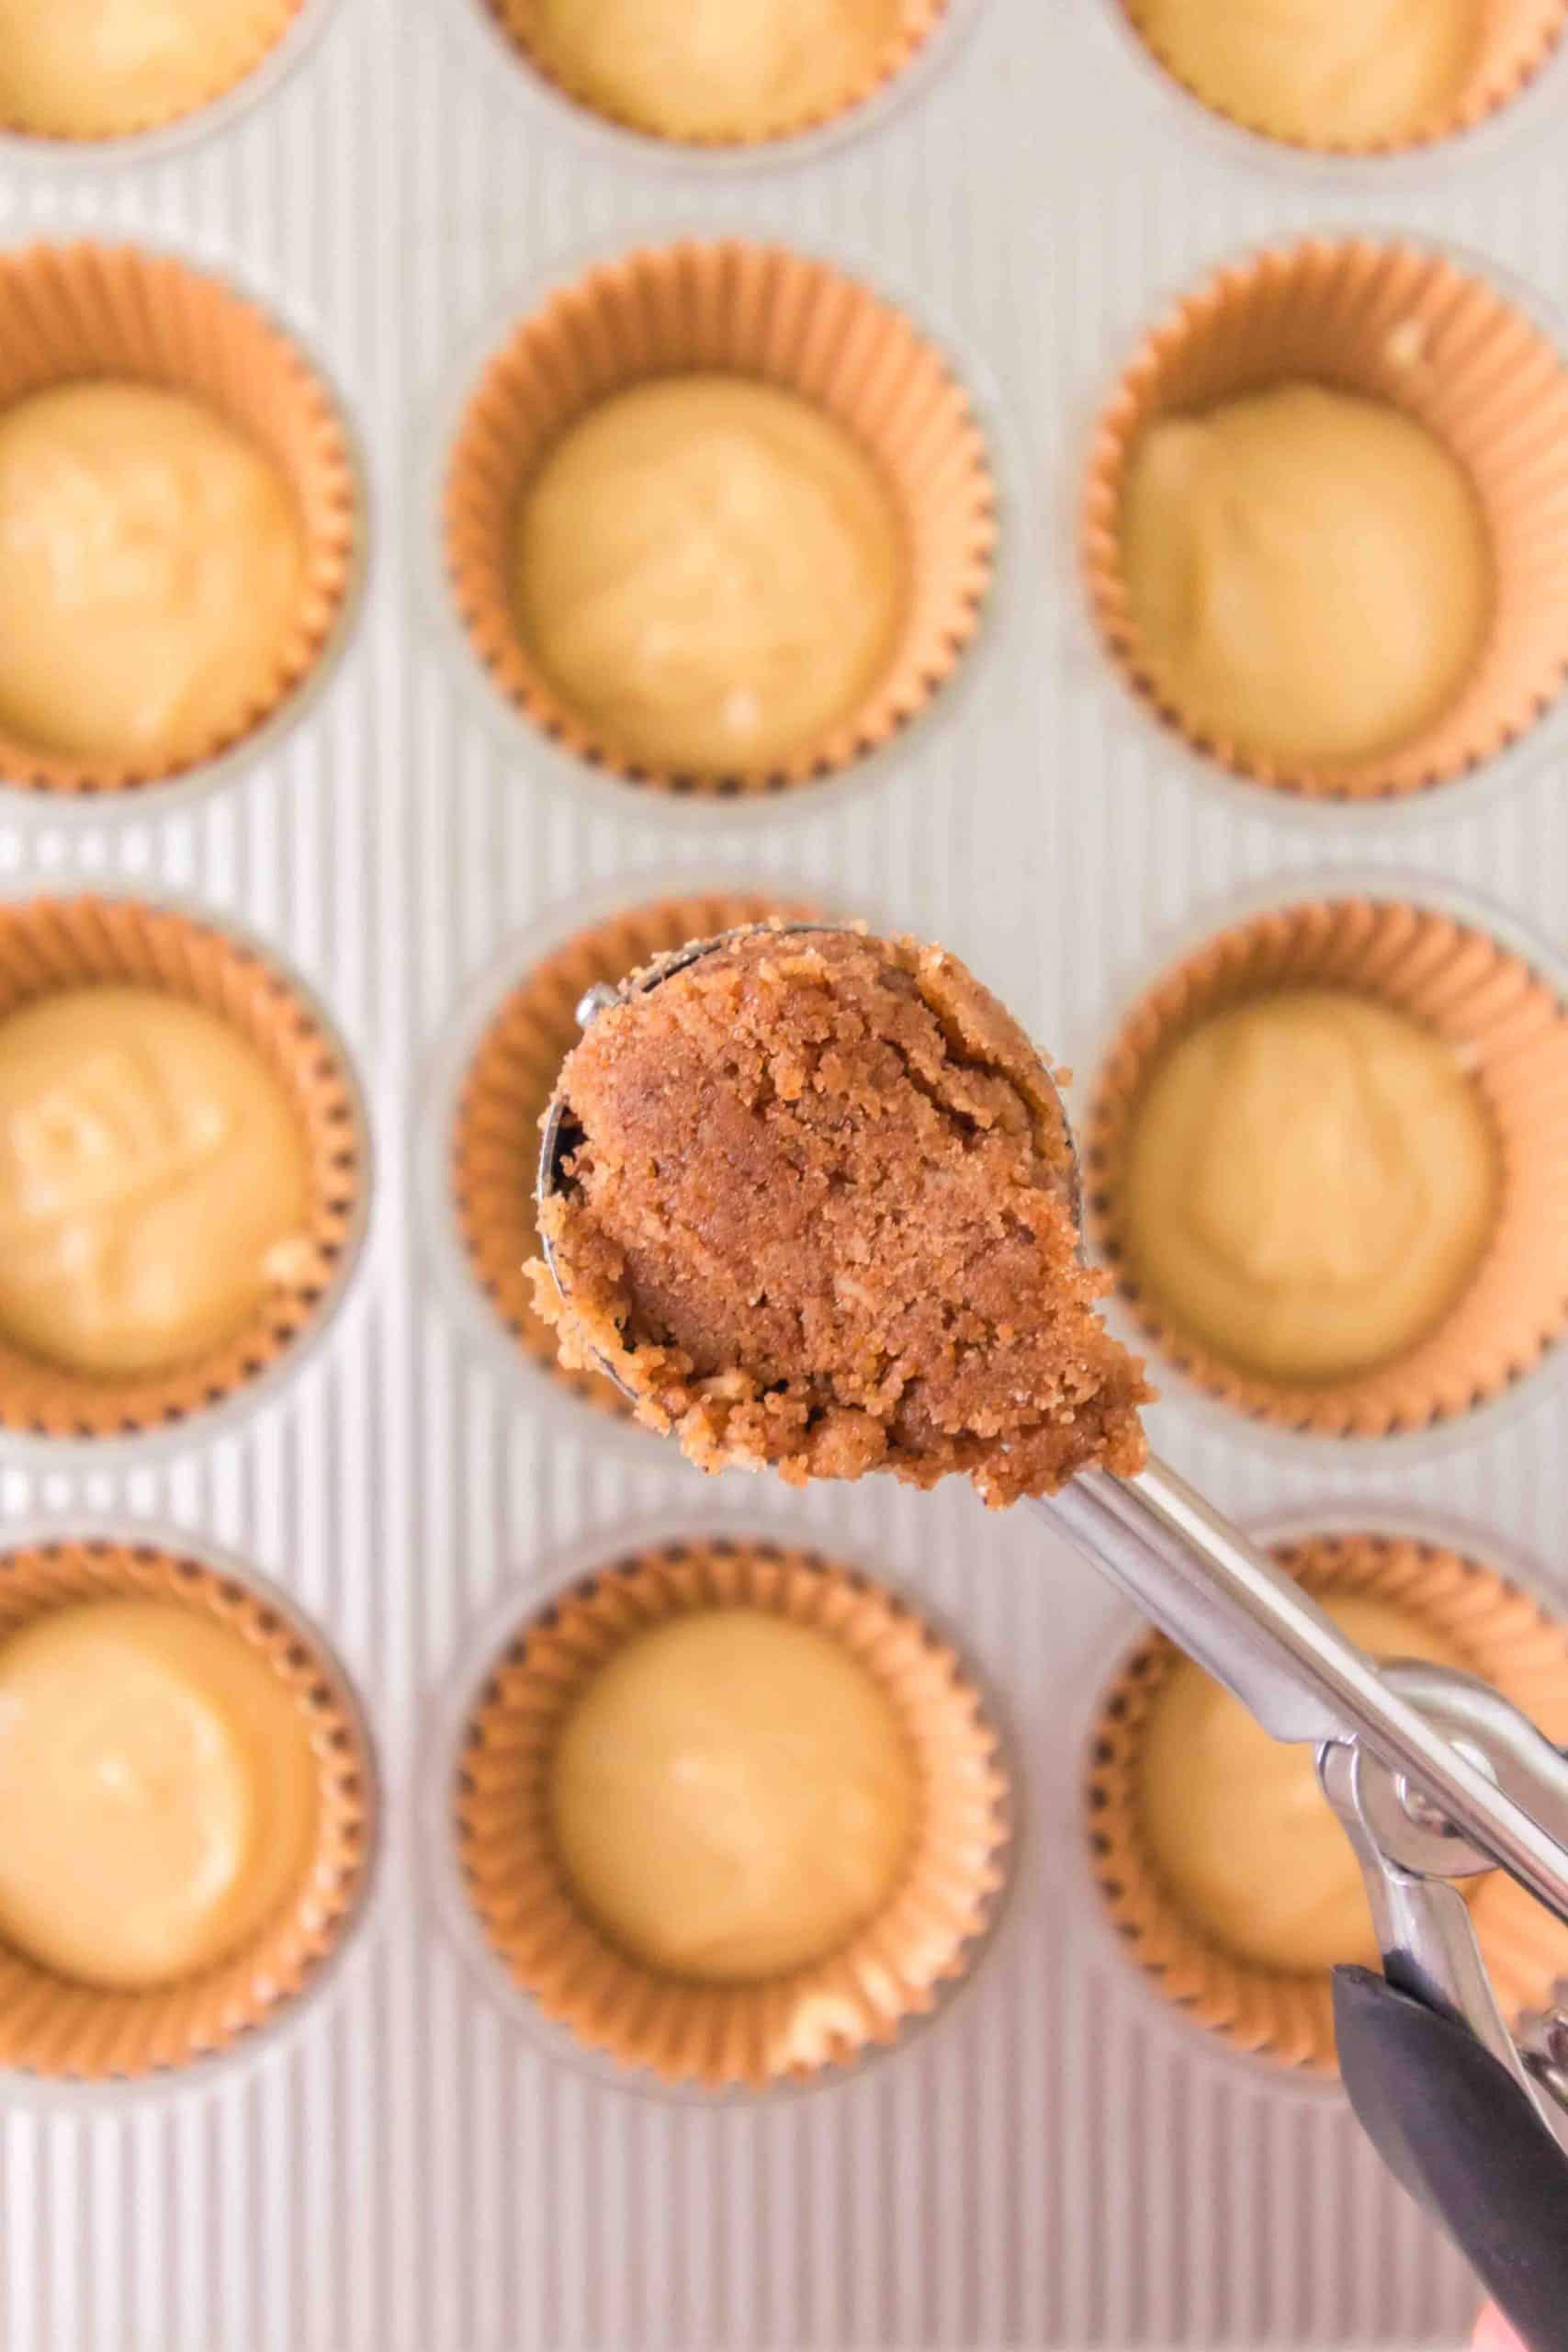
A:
531 928 1148 1507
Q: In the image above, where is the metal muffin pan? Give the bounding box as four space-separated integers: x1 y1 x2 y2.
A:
2 0 1566 2345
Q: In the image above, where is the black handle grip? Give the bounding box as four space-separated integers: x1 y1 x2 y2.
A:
1333 1966 1568 2351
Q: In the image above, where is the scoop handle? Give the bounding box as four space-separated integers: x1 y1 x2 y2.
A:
1041 1466 1568 1928
1333 1966 1568 2349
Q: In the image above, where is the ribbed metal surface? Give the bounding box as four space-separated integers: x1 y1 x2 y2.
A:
2 0 1564 2341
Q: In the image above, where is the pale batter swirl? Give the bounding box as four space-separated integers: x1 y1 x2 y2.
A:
1121 383 1491 769
0 985 310 1377
1128 0 1478 149
512 0 908 142
1122 989 1498 1384
550 1609 916 1980
0 0 290 141
0 1599 317 1989
512 377 905 779
0 382 301 768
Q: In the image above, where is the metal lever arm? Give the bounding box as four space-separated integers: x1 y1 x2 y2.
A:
1038 1459 1568 1930
1320 1665 1568 2154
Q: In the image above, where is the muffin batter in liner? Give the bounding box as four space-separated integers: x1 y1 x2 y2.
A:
1117 0 1567 159
451 888 816 1415
0 1536 371 2082
0 241 356 798
444 238 995 799
1088 892 1568 1438
453 1537 1010 2089
1084 236 1568 803
1086 1531 1568 2075
0 0 308 143
0 894 366 1442
485 0 951 149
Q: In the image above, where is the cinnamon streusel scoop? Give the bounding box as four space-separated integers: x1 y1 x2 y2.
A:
532 928 1149 1505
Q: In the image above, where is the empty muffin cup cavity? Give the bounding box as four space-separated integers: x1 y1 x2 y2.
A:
443 238 995 801
452 1536 1010 2090
0 241 356 800
1084 236 1568 805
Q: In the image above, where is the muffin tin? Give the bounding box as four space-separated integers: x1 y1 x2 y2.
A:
5 1 1568 2346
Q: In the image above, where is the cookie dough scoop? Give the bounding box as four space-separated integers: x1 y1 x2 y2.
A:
536 922 1148 1506
536 922 1568 2338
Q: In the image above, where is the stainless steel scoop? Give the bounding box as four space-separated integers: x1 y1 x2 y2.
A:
537 922 1568 2286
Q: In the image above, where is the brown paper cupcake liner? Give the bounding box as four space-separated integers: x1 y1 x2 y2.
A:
1087 892 1568 1438
485 0 949 151
1084 236 1568 802
0 1536 371 2081
444 238 996 798
0 894 366 1442
454 1536 1010 2089
0 241 356 798
1118 0 1568 159
1087 1532 1568 2076
0 3 306 144
452 889 818 1416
